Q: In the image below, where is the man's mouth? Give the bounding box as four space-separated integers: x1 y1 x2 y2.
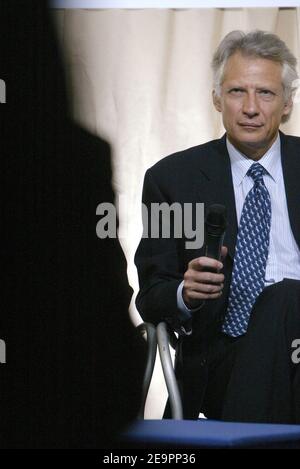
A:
239 123 263 128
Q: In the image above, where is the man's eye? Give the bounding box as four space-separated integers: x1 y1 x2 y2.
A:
230 88 244 94
259 90 274 96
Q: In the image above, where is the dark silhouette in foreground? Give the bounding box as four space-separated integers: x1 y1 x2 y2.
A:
0 0 145 448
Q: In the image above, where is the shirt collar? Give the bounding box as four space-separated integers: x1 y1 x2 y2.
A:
226 133 281 186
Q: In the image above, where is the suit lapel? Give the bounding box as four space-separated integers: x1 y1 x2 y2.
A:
198 135 238 259
280 131 300 249
198 132 300 259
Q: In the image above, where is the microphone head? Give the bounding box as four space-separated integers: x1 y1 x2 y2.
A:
205 204 227 235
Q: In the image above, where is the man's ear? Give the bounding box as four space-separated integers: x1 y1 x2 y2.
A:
282 96 293 118
212 90 222 112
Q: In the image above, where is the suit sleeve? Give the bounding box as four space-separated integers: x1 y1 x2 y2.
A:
135 168 190 332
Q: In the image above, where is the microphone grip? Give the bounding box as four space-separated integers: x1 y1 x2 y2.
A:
204 232 225 272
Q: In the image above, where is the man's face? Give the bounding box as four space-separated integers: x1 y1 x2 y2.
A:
213 52 293 159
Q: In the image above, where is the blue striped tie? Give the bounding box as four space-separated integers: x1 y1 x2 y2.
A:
222 162 271 337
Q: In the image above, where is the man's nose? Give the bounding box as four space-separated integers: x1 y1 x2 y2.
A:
242 93 259 117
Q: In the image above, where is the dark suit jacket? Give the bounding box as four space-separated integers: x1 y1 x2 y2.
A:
135 131 300 418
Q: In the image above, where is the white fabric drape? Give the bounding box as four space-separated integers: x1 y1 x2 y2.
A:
53 8 300 418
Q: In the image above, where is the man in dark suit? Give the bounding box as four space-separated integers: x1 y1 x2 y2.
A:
135 30 300 423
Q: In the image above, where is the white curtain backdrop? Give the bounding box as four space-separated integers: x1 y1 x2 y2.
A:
53 8 300 418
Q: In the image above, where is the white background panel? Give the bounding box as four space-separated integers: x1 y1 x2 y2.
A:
51 1 300 9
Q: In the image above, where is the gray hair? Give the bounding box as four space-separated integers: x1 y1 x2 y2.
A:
212 30 298 120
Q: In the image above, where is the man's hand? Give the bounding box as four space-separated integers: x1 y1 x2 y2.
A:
183 246 227 309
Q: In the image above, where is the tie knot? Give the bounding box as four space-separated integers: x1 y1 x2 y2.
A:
247 162 266 183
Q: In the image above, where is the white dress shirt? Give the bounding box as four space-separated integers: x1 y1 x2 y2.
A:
177 133 300 318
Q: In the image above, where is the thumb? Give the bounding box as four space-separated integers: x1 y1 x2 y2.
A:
221 245 228 262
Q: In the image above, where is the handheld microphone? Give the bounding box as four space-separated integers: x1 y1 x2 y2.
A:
204 204 227 271
186 204 227 311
